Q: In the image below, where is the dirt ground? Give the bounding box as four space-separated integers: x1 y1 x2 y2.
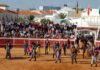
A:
0 48 100 70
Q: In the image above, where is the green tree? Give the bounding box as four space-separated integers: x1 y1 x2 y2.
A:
18 16 24 21
99 8 100 15
58 13 67 19
28 15 35 21
40 18 51 25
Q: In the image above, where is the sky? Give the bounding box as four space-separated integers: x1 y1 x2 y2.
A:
0 0 100 10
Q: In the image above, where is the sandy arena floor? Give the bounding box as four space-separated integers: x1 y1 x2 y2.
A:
0 48 100 70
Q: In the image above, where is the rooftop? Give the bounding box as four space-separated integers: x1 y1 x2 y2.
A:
18 10 41 16
18 10 55 16
0 9 16 14
0 4 8 7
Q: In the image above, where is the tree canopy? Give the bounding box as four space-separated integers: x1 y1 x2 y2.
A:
58 13 67 19
40 18 51 25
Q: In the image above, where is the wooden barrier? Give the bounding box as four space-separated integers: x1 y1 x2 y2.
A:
0 37 74 48
0 37 100 48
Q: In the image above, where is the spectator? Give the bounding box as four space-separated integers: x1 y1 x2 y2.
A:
0 20 76 39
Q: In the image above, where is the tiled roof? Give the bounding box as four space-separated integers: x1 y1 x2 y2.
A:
0 9 52 16
0 9 16 14
18 10 41 16
40 10 55 15
0 4 8 7
18 10 55 16
6 10 17 14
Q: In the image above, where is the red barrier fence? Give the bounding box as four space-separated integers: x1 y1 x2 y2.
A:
1 37 100 48
96 41 100 46
0 37 75 48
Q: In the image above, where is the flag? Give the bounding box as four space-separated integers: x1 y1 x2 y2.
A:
87 4 90 16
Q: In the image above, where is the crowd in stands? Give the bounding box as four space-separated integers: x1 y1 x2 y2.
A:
0 20 77 39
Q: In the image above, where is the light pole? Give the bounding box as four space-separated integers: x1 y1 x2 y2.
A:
16 8 19 21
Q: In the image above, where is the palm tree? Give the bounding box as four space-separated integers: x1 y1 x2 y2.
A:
58 13 67 19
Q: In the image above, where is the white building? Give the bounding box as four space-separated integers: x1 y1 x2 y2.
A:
81 9 100 26
69 8 100 28
44 6 74 22
0 4 8 10
82 9 100 17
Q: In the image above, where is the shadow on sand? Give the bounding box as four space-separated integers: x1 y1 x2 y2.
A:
10 56 29 60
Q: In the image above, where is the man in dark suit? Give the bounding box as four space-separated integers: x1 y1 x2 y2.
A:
5 40 12 59
29 42 37 61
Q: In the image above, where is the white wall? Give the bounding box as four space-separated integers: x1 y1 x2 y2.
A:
81 9 100 27
70 18 89 27
0 6 6 10
81 9 100 17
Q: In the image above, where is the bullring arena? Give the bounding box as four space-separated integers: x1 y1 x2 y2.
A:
0 38 100 70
